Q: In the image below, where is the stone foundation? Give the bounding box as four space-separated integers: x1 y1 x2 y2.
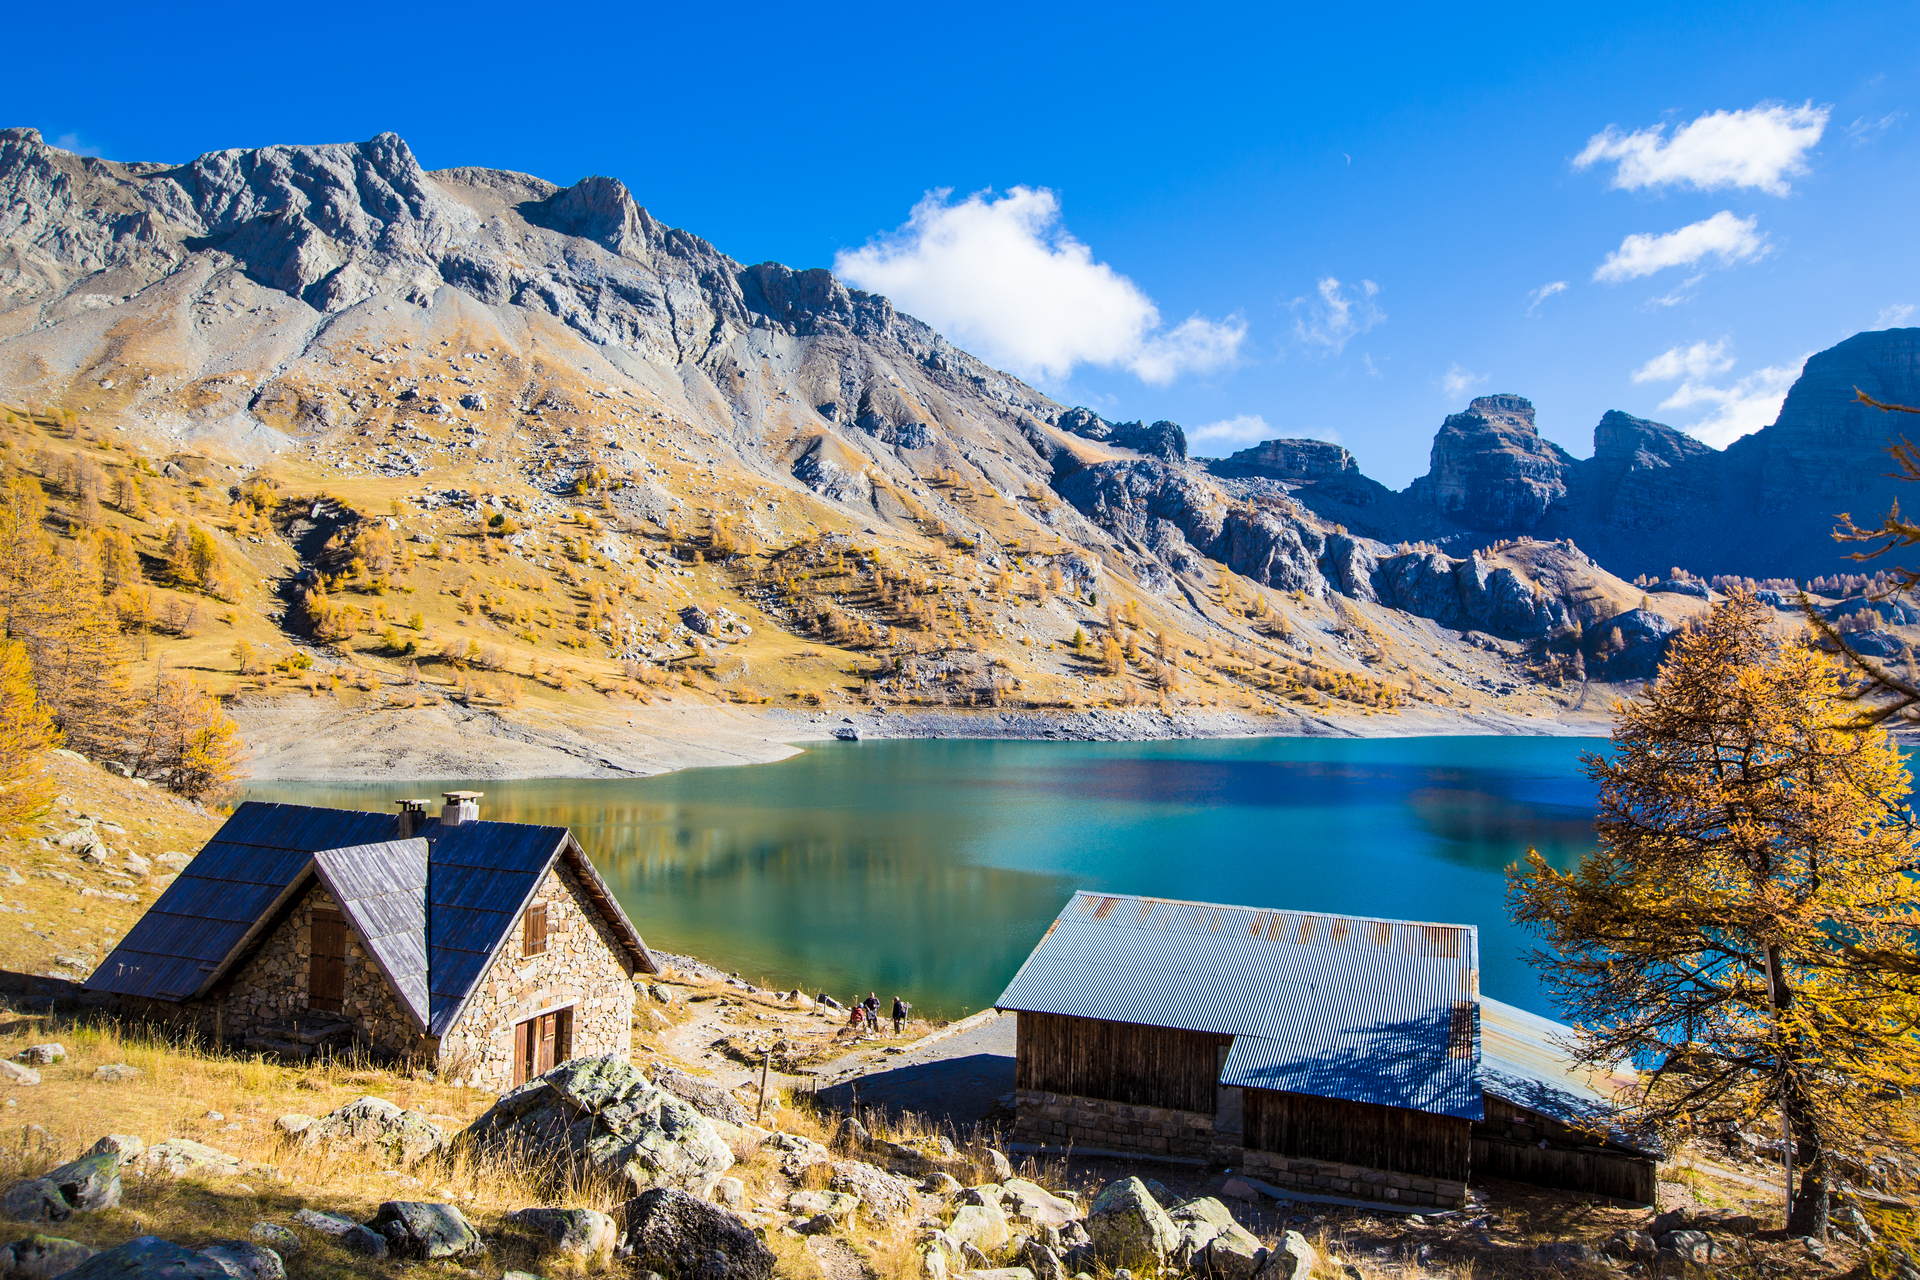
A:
1011 1088 1217 1160
1012 1089 1469 1209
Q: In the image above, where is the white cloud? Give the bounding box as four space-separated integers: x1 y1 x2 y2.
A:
1574 101 1829 195
1292 277 1383 353
1644 274 1706 309
1630 339 1806 447
1593 211 1766 283
1631 338 1735 384
1190 414 1274 450
1879 303 1916 328
834 186 1244 385
52 132 105 158
1441 364 1489 398
1527 281 1568 314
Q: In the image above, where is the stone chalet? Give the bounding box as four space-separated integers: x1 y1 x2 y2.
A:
85 795 657 1091
995 892 1658 1209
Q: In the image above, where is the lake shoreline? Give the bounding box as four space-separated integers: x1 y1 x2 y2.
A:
235 692 1617 782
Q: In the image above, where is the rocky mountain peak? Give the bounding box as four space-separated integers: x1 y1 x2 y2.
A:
1213 438 1359 480
521 174 655 257
1591 410 1710 469
1407 394 1574 532
1054 407 1186 461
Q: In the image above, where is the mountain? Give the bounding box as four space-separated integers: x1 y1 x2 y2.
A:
1235 331 1920 583
0 126 1809 745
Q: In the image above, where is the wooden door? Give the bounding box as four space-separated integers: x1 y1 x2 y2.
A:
513 1007 575 1085
310 911 346 1013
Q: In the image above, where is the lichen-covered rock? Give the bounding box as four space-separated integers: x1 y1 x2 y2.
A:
197 1240 286 1280
787 1190 860 1222
139 1139 242 1177
1086 1178 1179 1267
462 1055 733 1197
1001 1179 1076 1229
508 1206 618 1259
290 1209 357 1236
764 1131 830 1179
15 1046 63 1066
247 1224 300 1255
648 1064 750 1126
622 1186 774 1280
946 1202 1010 1251
0 1063 40 1087
0 1180 68 1225
368 1201 484 1260
301 1097 445 1164
58 1235 231 1278
3 1233 94 1279
42 1153 119 1212
85 1135 143 1161
829 1161 917 1224
1271 1229 1318 1280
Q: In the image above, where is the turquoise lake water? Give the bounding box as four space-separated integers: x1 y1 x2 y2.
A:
246 735 1606 1020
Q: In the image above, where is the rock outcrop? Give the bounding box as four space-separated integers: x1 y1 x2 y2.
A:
621 1186 775 1280
1407 395 1575 532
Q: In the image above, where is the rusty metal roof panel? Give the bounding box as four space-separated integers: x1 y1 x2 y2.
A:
1480 995 1654 1153
995 890 1482 1120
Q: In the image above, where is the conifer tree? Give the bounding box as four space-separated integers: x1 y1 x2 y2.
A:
1510 592 1920 1242
0 640 54 824
132 668 243 803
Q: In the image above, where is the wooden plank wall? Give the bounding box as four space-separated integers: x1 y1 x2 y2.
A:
1244 1087 1472 1181
1015 1012 1227 1113
1472 1136 1657 1204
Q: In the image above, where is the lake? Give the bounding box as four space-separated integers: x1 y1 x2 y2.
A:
247 736 1605 1020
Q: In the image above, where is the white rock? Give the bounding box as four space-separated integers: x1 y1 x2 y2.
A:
0 1061 40 1086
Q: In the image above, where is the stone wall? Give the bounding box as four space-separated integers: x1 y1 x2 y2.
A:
162 882 432 1061
436 860 635 1091
1011 1088 1218 1160
1012 1088 1468 1209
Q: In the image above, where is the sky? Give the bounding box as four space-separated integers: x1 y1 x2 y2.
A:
9 1 1920 487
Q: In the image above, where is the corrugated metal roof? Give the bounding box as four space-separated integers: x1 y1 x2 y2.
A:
995 891 1482 1120
86 802 656 1036
1480 996 1654 1153
314 839 429 1032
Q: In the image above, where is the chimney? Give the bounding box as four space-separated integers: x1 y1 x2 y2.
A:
394 798 431 838
441 790 483 826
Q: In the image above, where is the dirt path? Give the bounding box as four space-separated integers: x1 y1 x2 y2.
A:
810 1011 1016 1129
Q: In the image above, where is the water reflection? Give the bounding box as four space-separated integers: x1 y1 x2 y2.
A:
247 735 1607 1019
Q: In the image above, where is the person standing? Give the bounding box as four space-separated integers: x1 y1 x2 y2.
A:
891 995 910 1035
863 992 880 1032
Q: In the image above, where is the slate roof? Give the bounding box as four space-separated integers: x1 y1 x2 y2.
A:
994 891 1484 1121
86 801 655 1037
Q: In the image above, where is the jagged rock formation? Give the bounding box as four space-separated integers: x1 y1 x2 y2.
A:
1407 395 1576 532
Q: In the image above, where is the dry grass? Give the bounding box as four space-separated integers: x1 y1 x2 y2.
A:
0 1010 624 1275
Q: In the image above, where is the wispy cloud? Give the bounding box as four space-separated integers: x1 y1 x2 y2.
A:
1594 211 1767 284
1527 281 1568 314
1847 112 1905 145
1878 303 1915 328
1644 274 1707 309
1631 338 1805 447
52 132 105 158
834 186 1245 385
1574 101 1829 195
1190 414 1276 451
1441 363 1490 399
1291 277 1383 354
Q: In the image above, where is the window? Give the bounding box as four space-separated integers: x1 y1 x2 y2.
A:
513 1007 572 1084
522 902 548 957
310 910 346 1013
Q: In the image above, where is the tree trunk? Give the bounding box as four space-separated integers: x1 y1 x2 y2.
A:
1786 1083 1829 1239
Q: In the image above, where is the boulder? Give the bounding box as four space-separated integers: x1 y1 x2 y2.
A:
0 1181 68 1225
1533 1241 1602 1266
1602 1229 1657 1262
42 1154 120 1211
1086 1179 1178 1267
340 1226 388 1258
290 1210 357 1236
787 1191 859 1221
834 1116 871 1149
790 1213 835 1236
86 1135 144 1161
946 1203 1010 1251
368 1201 485 1260
648 1064 751 1126
713 1178 747 1210
3 1233 94 1279
301 1097 445 1164
91 1065 137 1083
0 1064 40 1088
1270 1230 1318 1280
1657 1229 1713 1263
923 1173 963 1195
764 1132 830 1178
56 1236 231 1278
1021 1240 1066 1280
247 1224 300 1255
462 1056 734 1197
1203 1230 1266 1280
622 1186 775 1280
829 1161 917 1224
646 983 674 1004
508 1206 618 1259
272 1115 313 1137
139 1139 242 1177
197 1240 286 1279
985 1148 1014 1181
14 1047 62 1067
1001 1179 1077 1229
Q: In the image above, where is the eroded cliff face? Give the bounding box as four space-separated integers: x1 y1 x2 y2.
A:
1406 395 1577 533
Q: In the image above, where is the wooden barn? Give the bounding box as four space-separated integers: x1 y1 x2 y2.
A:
996 892 1657 1208
86 795 656 1090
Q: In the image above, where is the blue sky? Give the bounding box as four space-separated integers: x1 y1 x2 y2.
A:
10 1 1919 486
